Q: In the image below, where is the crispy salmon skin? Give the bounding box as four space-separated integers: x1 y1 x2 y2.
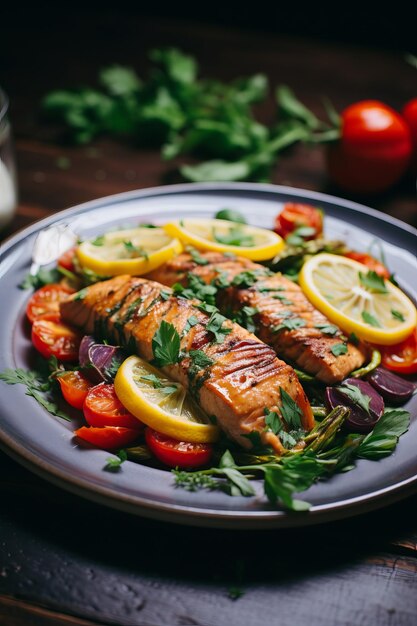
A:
61 275 314 452
148 252 367 383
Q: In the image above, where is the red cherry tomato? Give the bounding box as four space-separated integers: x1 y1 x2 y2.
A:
145 428 213 469
58 247 77 273
58 370 93 410
379 328 417 375
83 382 143 430
326 100 412 193
344 252 390 279
26 284 75 324
274 203 323 240
74 425 139 450
31 313 82 361
402 98 417 174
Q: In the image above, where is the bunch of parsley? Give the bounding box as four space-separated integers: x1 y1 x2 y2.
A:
41 47 335 183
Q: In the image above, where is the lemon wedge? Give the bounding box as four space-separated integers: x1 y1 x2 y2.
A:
76 227 182 276
114 356 219 443
299 253 417 345
164 218 284 261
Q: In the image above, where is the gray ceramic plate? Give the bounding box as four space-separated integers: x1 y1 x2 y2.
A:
0 182 416 528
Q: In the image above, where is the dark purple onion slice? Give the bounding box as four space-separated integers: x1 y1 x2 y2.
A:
79 335 96 368
326 378 384 433
88 343 124 382
366 367 416 405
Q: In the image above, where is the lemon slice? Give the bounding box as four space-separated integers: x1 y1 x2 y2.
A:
76 227 182 276
164 218 284 261
114 356 219 443
299 253 417 345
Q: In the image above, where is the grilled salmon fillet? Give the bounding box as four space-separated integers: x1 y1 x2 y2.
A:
60 275 314 452
148 252 367 383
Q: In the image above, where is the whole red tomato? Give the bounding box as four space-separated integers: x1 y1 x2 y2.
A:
402 98 417 174
326 100 412 193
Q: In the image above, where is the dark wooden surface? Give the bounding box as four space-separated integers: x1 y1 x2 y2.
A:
1 15 417 626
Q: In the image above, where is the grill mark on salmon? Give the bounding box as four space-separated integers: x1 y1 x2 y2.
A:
148 252 367 383
61 275 314 452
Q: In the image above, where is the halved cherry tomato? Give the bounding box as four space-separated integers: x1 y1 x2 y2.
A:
31 313 82 361
274 203 323 240
58 247 77 273
74 425 139 450
326 100 412 194
145 428 213 469
344 251 390 279
83 382 143 430
58 370 93 410
402 98 417 174
379 327 417 374
26 284 75 324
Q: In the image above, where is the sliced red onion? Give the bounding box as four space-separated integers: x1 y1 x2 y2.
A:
79 335 96 368
88 343 124 382
366 367 416 405
326 378 384 433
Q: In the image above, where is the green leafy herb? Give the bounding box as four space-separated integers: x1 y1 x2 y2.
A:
331 343 348 356
104 449 128 472
187 246 209 265
173 274 218 305
183 315 199 334
123 240 149 259
188 350 215 371
0 365 70 421
91 235 105 246
264 407 282 435
315 323 339 336
160 289 171 301
338 383 371 416
361 311 381 328
206 312 232 344
286 226 316 246
212 271 230 290
273 317 306 332
215 208 247 224
358 409 410 460
358 270 388 294
231 271 260 288
152 321 181 367
279 388 303 430
213 225 255 247
348 332 360 345
19 267 61 290
74 288 88 301
391 309 405 322
233 306 259 333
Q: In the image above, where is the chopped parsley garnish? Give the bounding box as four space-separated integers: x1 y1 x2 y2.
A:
358 270 388 294
338 383 371 416
104 449 127 471
231 271 260 288
140 373 163 388
361 311 381 328
279 388 303 430
74 288 88 301
358 408 410 460
285 226 316 246
187 246 209 265
188 349 215 370
173 274 218 305
271 294 293 305
183 315 199 334
213 225 255 247
196 301 219 315
123 240 149 259
315 323 339 336
152 321 181 367
233 306 259 333
160 289 171 301
206 312 232 344
91 235 105 246
331 343 348 356
19 267 61 290
348 332 360 345
273 317 306 332
391 309 405 322
212 271 230 289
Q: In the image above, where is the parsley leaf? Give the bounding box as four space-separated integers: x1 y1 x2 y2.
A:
358 270 388 294
183 315 199 334
337 382 372 416
264 407 282 435
280 388 303 430
173 274 218 305
348 332 360 345
358 409 410 460
123 240 149 259
91 235 105 246
104 449 128 472
187 246 209 265
188 349 214 370
233 306 259 333
206 312 232 343
315 323 339 336
273 317 306 332
231 271 260 288
152 321 181 367
331 343 348 356
19 267 61 290
391 309 405 322
361 311 381 328
213 225 255 247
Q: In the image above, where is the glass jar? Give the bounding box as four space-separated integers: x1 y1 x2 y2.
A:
0 88 17 228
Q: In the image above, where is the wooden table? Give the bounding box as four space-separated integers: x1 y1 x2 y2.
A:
1 16 417 626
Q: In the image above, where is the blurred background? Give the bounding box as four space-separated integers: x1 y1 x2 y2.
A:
1 3 417 236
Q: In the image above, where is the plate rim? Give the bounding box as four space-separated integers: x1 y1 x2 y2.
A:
1 181 416 529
